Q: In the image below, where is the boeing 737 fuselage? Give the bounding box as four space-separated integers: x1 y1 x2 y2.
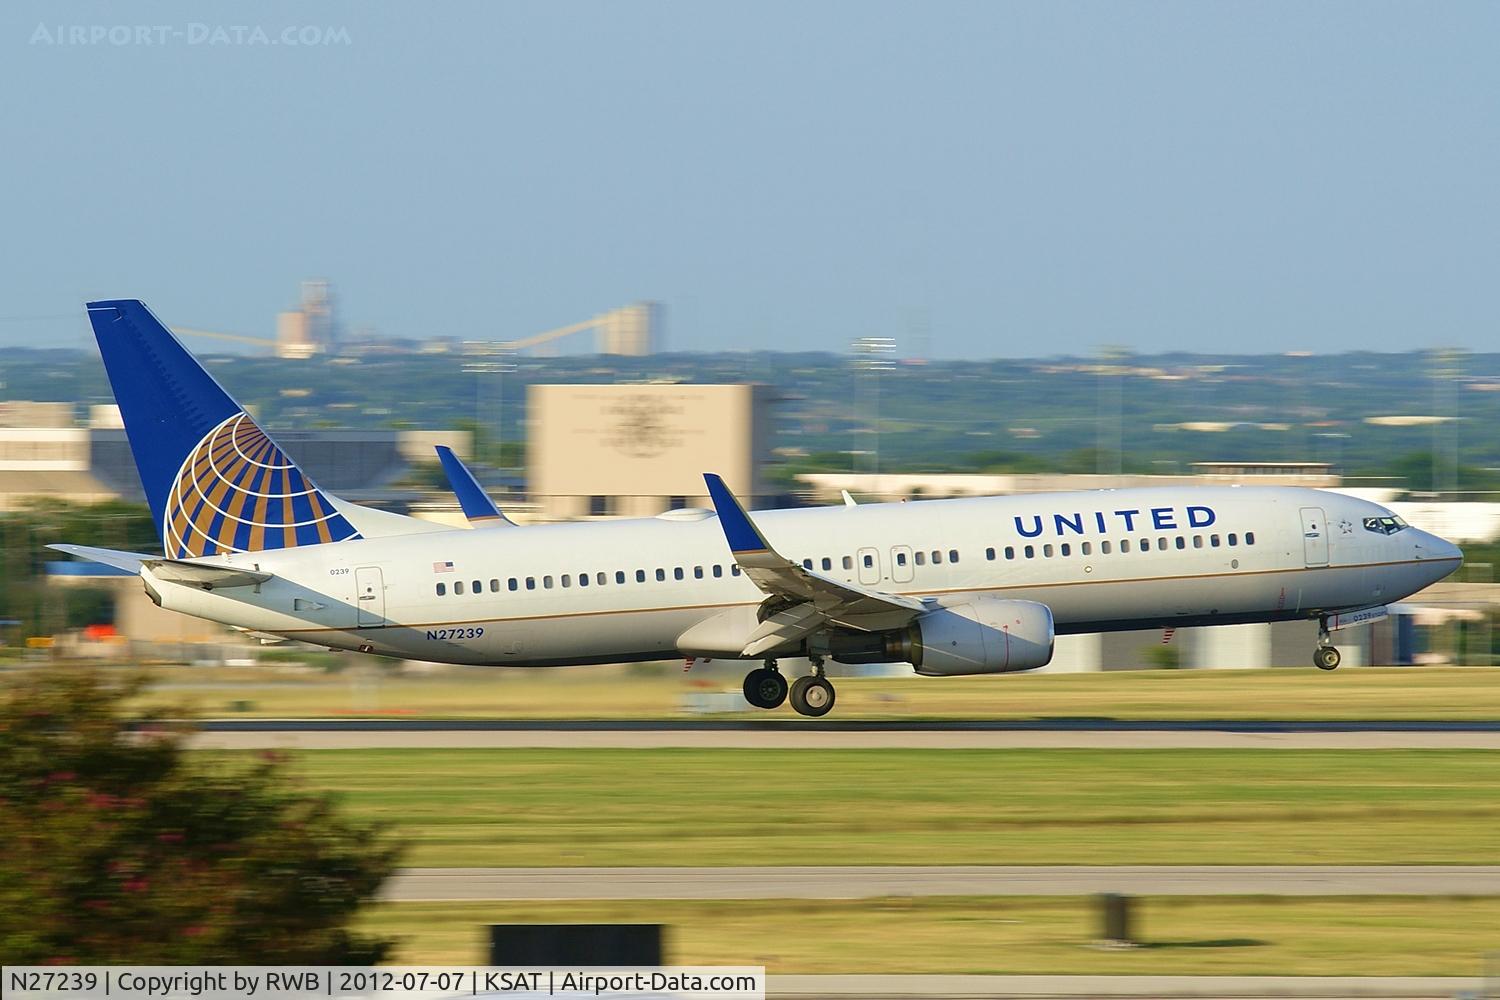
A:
57 300 1463 716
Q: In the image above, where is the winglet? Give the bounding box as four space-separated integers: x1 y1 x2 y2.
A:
703 473 773 555
840 489 858 507
436 445 516 527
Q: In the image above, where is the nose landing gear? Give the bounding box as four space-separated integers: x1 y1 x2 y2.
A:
1313 618 1341 671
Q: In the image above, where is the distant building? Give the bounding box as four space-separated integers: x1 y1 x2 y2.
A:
528 383 771 520
276 279 337 359
0 402 469 512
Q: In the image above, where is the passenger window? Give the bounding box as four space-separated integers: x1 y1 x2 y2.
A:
896 552 908 567
713 565 723 578
578 573 589 587
1228 533 1238 547
1210 535 1221 548
509 578 519 591
614 571 625 584
1043 544 1054 558
561 574 571 588
915 551 926 566
694 566 704 579
597 572 607 585
455 581 465 595
1140 539 1150 552
843 556 854 570
986 547 996 560
1158 537 1167 550
526 577 536 590
543 575 554 588
1081 542 1092 556
1193 536 1204 549
931 550 943 565
1024 545 1035 558
674 567 684 581
1176 537 1185 550
1102 541 1112 554
732 565 742 576
1246 532 1256 546
822 557 832 571
635 570 646 583
949 549 959 563
1005 546 1016 560
472 579 481 593
490 579 500 592
656 569 666 582
1060 543 1071 557
863 554 874 568
802 559 813 570
1121 540 1131 553
436 583 446 596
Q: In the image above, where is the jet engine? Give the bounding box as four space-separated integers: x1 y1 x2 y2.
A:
828 596 1055 675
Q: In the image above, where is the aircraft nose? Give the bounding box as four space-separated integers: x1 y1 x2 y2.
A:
1414 530 1463 572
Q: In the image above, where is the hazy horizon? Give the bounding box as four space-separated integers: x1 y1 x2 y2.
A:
3 1 1497 358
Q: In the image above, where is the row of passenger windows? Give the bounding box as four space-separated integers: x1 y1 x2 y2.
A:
434 532 1255 596
437 563 744 597
984 532 1255 561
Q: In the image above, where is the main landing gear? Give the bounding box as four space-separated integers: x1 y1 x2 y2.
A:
742 657 837 716
742 661 788 709
1313 618 1342 671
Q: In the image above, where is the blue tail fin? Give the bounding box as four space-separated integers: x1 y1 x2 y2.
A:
85 299 361 558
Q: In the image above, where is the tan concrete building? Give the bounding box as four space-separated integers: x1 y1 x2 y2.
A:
528 383 771 520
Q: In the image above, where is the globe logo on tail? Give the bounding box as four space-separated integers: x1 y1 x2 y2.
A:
164 412 360 558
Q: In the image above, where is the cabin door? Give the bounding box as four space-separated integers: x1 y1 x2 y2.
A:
1299 508 1329 567
355 566 386 626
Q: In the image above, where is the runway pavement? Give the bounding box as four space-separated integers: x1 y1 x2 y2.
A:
383 864 1500 900
186 718 1500 749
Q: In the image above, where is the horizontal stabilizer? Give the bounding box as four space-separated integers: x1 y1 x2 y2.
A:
47 543 152 574
143 559 273 590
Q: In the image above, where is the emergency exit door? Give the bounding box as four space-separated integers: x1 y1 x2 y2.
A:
1299 507 1329 567
355 567 386 626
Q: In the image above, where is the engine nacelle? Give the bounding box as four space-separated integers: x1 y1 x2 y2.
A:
831 596 1054 676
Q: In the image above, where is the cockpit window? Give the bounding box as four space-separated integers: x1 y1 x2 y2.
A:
1363 515 1408 535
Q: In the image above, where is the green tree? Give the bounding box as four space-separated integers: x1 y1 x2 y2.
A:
0 669 401 963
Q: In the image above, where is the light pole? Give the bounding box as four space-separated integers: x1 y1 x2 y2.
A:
852 337 897 475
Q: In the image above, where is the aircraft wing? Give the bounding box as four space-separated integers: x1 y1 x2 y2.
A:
702 474 925 638
435 445 517 527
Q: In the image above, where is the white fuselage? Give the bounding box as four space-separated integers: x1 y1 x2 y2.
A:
141 485 1462 667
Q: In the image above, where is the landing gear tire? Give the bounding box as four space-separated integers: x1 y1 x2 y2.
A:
1314 646 1342 671
743 666 788 709
790 675 836 717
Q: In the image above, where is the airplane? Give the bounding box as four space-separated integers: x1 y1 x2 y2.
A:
54 299 1464 717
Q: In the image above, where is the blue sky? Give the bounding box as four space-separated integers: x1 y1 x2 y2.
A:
2 1 1496 358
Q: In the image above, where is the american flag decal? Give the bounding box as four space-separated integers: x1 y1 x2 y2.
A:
433 561 455 573
1161 628 1176 644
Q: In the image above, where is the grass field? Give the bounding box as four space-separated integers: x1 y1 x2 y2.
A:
109 663 1500 721
281 748 1500 867
362 896 1500 973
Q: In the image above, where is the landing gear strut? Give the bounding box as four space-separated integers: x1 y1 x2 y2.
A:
1313 618 1341 671
789 655 836 717
743 660 788 709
